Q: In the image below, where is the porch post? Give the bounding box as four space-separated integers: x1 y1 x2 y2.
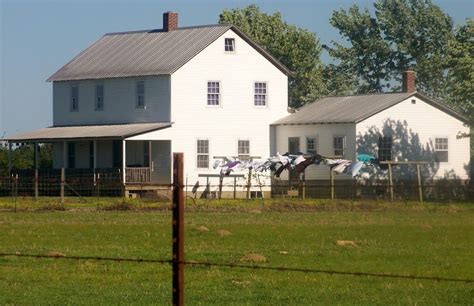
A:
63 141 67 168
34 142 39 169
148 140 153 172
8 142 12 175
34 142 39 200
93 140 97 175
122 140 126 184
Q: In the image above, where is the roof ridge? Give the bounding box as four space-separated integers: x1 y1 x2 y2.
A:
322 91 413 99
104 24 231 36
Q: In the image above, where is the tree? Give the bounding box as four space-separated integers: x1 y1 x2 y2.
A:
219 5 326 108
327 0 454 97
326 6 393 93
445 19 473 120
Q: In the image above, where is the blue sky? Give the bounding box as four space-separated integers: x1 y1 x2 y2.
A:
1 0 472 137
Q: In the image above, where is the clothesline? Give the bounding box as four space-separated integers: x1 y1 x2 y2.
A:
212 152 379 178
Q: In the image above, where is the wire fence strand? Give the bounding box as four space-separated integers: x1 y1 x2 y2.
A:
1 253 472 284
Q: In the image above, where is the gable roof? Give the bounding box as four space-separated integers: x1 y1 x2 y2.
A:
47 24 291 82
272 91 469 125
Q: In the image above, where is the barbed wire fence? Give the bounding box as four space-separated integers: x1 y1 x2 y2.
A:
1 153 473 305
0 171 472 210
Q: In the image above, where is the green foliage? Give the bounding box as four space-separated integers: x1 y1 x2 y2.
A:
328 0 454 97
219 5 326 108
0 143 52 175
327 6 393 93
445 19 474 121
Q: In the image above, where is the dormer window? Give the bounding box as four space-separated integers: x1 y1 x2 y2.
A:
224 38 235 52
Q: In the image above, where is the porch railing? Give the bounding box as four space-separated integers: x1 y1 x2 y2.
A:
125 167 151 183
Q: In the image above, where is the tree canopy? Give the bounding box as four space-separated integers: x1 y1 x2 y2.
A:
326 0 455 98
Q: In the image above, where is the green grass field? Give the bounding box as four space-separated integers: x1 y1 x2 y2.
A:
0 199 473 305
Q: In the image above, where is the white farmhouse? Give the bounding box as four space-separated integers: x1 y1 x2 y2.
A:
6 13 470 198
6 12 290 196
272 71 470 182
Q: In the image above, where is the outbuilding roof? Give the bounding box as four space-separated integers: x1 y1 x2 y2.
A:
272 91 469 125
47 24 291 82
6 122 172 142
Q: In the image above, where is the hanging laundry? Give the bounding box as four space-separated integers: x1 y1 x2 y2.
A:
357 154 378 165
343 161 364 177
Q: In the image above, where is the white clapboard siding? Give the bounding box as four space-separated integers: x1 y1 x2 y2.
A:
274 123 357 180
128 28 289 187
356 96 470 180
53 76 171 126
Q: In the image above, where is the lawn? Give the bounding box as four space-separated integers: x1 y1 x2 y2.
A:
0 200 473 305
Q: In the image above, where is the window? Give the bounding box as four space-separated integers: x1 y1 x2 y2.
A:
254 82 267 106
70 86 79 111
197 139 209 168
288 137 300 154
95 84 104 110
378 136 392 161
224 38 235 52
207 81 220 106
238 140 250 156
306 137 318 155
333 136 345 157
67 142 75 169
434 137 448 162
136 81 145 108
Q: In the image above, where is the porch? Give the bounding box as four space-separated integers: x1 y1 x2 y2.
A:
5 123 173 186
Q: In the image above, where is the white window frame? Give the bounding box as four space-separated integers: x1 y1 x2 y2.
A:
196 139 210 169
95 84 104 110
434 137 449 163
254 82 268 107
70 85 79 112
136 81 145 109
306 136 318 155
237 139 250 156
207 81 221 106
224 38 235 53
333 135 346 157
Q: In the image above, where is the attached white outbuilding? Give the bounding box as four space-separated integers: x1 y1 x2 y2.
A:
272 78 470 182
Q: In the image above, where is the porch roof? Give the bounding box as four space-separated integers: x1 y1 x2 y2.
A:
5 122 172 142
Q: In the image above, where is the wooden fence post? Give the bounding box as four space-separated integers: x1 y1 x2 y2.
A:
301 171 306 200
388 163 394 202
246 168 252 200
60 168 65 204
416 163 423 204
330 170 334 200
172 153 184 306
34 169 39 200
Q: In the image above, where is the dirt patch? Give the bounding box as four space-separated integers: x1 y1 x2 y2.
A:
217 229 232 237
240 253 266 263
195 225 209 232
46 251 66 257
336 240 357 247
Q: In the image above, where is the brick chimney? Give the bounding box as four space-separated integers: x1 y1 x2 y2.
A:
163 12 178 32
402 69 416 93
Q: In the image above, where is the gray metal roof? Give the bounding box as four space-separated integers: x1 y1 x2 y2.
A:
272 91 469 125
47 24 291 82
6 122 172 142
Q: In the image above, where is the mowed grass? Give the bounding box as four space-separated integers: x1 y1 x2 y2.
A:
0 201 473 305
